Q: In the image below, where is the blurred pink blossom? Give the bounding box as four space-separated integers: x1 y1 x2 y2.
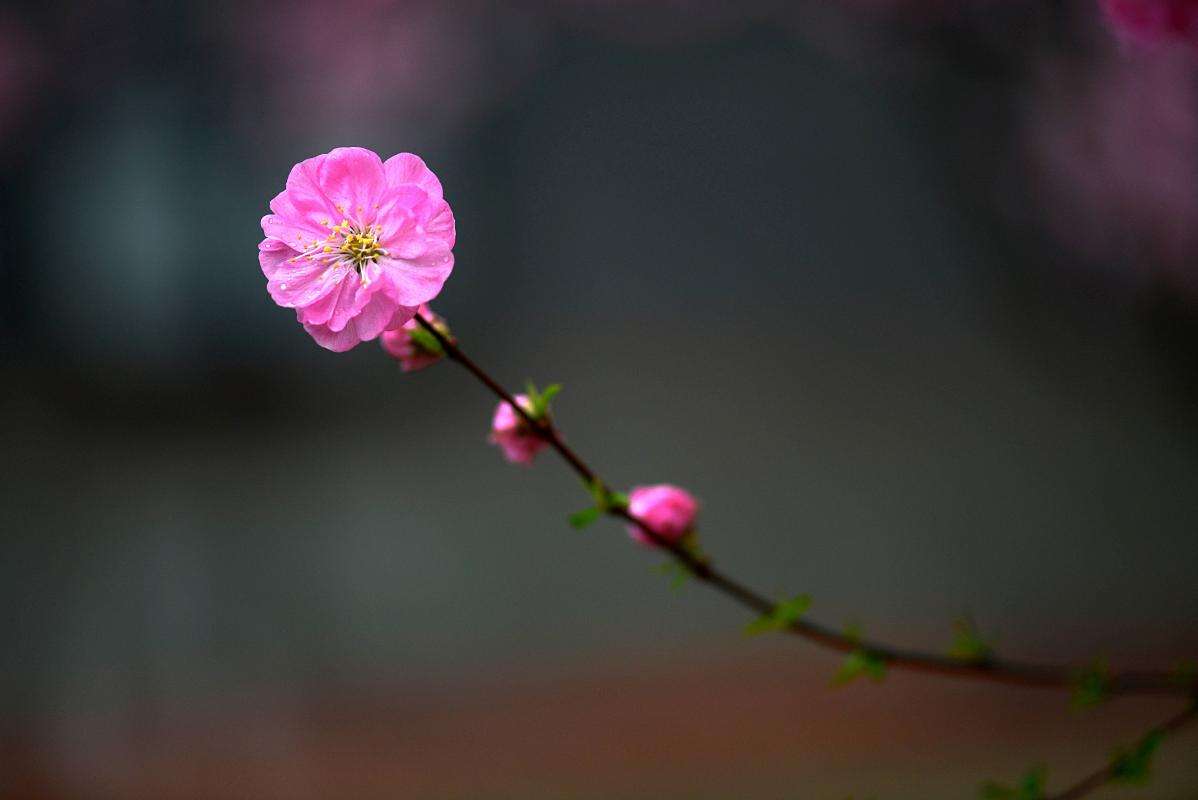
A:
1100 0 1198 48
0 12 41 148
259 148 456 352
1023 43 1198 290
489 395 548 465
626 484 698 546
229 0 541 136
380 304 450 371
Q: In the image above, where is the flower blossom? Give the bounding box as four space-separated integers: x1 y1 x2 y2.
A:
258 147 455 352
1023 43 1198 288
626 484 698 546
380 304 451 372
1100 0 1198 49
489 395 548 465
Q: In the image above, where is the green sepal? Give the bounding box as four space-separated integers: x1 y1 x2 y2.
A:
407 325 444 356
745 594 812 636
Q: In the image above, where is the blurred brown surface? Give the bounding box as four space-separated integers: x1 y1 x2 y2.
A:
7 647 1196 800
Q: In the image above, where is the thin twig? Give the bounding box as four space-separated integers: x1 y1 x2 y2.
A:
414 312 1191 697
1046 702 1197 800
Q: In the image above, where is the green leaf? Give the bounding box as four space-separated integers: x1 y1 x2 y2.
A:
1109 731 1163 785
979 766 1047 800
538 383 562 409
407 325 444 355
579 481 628 520
1171 659 1197 689
586 479 607 506
524 381 562 420
568 505 602 529
949 617 993 663
745 594 812 636
979 783 1008 800
832 649 887 686
1071 660 1110 710
653 561 692 590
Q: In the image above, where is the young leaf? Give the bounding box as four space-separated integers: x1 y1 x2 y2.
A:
832 649 887 686
979 766 1047 800
1171 658 1197 689
586 479 608 506
653 561 692 590
1109 730 1163 785
538 383 562 409
744 594 812 636
1070 660 1110 709
524 381 562 420
949 617 993 663
568 506 602 529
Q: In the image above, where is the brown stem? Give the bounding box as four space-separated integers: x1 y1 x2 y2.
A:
1046 702 1197 800
414 312 1191 696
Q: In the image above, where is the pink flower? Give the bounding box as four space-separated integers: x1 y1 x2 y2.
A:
258 147 456 352
1022 44 1198 288
489 394 548 465
380 304 450 372
1100 0 1198 48
626 484 698 546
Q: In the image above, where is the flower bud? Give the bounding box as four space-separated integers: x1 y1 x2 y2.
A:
380 304 450 372
488 394 548 465
626 484 698 546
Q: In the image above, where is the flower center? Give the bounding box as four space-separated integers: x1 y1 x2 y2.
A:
285 213 389 282
332 221 385 271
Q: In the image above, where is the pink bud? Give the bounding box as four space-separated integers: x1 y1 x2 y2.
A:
488 394 548 465
626 484 699 546
380 304 449 372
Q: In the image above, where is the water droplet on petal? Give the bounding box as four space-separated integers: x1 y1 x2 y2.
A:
280 283 287 290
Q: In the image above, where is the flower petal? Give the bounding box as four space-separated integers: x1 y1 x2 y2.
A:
302 297 411 352
318 147 387 221
384 152 444 202
277 154 340 228
263 189 334 247
258 237 296 280
382 252 454 307
266 257 343 310
303 318 363 352
355 293 416 342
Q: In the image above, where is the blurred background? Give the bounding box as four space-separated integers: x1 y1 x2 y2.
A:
2 1 1198 797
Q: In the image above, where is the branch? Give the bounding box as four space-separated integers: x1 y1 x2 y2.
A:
1046 702 1197 800
414 312 1190 697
